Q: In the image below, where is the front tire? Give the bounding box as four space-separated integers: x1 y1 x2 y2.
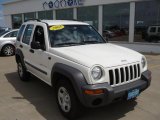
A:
2 45 15 56
56 80 83 119
17 60 30 81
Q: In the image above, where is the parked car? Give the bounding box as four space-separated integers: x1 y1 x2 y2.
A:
144 25 160 42
0 29 19 56
103 30 116 38
15 19 151 119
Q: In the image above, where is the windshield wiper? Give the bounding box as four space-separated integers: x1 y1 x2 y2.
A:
83 41 104 44
54 41 104 47
54 42 84 47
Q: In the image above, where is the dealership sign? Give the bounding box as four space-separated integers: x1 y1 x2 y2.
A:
43 0 85 9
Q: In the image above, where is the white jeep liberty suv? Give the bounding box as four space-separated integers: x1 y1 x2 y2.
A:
15 19 151 119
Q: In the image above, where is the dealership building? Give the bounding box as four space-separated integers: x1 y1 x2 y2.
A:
2 0 160 53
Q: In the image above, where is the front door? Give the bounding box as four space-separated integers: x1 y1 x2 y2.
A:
27 24 50 83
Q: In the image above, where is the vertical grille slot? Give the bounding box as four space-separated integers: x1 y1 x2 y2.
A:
130 66 133 80
109 70 114 85
115 69 119 84
134 65 137 78
125 67 129 81
120 68 124 82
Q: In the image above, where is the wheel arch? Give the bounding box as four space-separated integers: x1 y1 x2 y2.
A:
51 63 87 106
15 48 24 64
1 43 15 52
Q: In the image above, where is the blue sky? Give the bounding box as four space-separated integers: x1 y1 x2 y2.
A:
0 0 13 27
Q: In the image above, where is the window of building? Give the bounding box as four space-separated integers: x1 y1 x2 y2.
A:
103 3 130 42
38 10 53 20
77 6 98 30
56 8 73 20
24 12 36 21
22 24 34 45
135 1 160 43
12 14 22 29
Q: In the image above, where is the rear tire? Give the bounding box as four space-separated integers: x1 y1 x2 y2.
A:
55 79 83 119
2 45 15 56
17 60 30 81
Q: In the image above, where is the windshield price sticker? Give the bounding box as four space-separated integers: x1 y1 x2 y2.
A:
50 25 64 31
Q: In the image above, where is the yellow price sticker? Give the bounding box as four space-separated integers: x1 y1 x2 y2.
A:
49 25 64 31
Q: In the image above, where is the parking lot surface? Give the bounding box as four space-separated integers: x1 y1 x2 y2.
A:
0 55 160 120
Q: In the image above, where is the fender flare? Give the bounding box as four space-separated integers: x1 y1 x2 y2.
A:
51 63 88 106
15 48 24 64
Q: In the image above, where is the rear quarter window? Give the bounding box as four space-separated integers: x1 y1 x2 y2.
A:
17 25 25 41
22 24 34 45
150 27 156 33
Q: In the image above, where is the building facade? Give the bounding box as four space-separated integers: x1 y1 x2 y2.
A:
2 0 160 53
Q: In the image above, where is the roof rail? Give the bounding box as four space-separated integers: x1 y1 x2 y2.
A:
24 19 41 22
71 19 79 21
24 19 49 27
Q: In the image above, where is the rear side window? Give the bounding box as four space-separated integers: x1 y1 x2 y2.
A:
22 24 34 45
150 27 156 33
11 31 18 37
4 31 18 38
17 25 25 41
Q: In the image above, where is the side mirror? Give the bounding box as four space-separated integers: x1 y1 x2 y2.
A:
31 41 41 49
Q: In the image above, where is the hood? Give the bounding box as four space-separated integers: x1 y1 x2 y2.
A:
50 43 142 68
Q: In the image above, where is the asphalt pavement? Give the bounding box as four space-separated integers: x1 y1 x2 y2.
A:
0 55 159 120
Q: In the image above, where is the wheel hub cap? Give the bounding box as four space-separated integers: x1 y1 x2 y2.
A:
18 63 23 77
58 87 71 113
4 46 14 56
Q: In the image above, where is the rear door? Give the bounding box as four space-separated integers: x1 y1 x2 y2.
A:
20 24 35 72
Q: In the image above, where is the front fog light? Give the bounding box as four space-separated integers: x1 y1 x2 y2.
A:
141 57 146 68
91 66 103 80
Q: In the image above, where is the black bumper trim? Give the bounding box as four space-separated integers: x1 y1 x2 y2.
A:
79 70 151 108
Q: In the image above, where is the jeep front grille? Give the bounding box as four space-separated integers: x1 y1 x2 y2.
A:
109 64 141 86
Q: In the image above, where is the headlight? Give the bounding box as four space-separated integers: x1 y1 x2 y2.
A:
141 57 147 68
91 66 103 80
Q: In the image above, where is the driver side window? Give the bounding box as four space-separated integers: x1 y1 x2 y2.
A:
33 25 46 50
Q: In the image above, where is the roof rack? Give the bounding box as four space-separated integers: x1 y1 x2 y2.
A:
24 19 49 27
71 19 78 21
24 19 41 22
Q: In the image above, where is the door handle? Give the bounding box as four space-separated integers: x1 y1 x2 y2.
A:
19 45 23 48
29 49 34 53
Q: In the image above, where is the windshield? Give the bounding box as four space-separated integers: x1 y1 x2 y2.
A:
49 25 106 47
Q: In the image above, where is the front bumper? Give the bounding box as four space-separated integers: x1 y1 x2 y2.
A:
80 70 151 108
